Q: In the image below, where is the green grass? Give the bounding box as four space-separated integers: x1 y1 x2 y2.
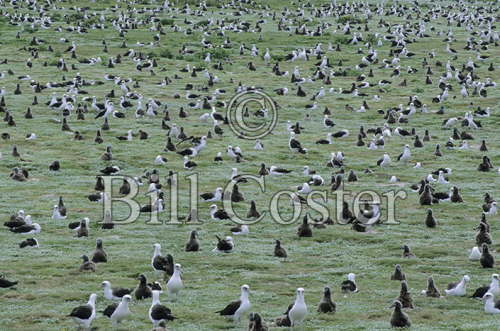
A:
0 0 499 330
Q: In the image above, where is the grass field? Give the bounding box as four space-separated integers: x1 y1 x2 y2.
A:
0 0 499 330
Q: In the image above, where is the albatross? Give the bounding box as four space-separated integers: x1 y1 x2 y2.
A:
10 222 41 234
151 243 174 275
213 235 234 253
68 293 97 330
317 286 336 313
102 281 132 301
216 284 251 322
149 290 176 327
482 293 500 314
288 287 308 326
445 275 470 296
166 264 183 300
103 294 132 326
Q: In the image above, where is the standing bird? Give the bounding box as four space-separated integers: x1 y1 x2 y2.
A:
68 293 97 331
397 145 411 163
102 294 132 326
288 288 308 326
135 274 152 300
288 132 307 154
166 264 184 300
377 153 391 167
216 284 251 322
149 290 176 327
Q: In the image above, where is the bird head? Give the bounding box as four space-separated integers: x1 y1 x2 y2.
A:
482 292 494 301
389 300 402 309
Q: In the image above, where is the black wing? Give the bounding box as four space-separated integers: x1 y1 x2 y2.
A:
433 192 449 200
68 221 80 229
10 225 34 233
103 303 118 317
112 287 132 297
0 278 18 288
151 304 175 320
284 302 294 315
4 220 25 228
200 192 214 200
471 286 489 298
153 256 168 271
92 250 107 263
341 280 356 292
217 239 232 251
216 300 241 315
289 139 302 149
69 304 92 319
215 209 230 219
495 300 500 310
95 110 106 119
149 282 162 291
